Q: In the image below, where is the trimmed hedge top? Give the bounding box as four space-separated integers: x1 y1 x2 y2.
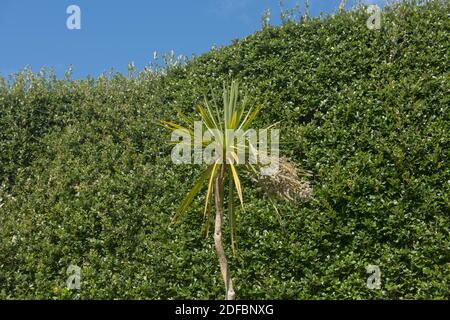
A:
0 1 449 299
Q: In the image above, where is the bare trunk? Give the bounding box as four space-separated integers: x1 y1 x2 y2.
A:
339 0 347 12
214 165 236 300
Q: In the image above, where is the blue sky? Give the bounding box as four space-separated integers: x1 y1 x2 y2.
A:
0 0 385 79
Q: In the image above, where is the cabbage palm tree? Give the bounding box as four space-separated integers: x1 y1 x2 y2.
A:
161 81 310 300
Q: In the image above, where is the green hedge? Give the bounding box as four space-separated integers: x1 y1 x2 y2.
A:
0 1 449 299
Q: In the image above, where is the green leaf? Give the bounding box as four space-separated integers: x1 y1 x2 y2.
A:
171 164 214 224
228 170 238 256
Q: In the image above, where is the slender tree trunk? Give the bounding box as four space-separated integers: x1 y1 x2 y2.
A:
214 165 236 300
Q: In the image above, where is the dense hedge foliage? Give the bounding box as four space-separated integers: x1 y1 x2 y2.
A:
1 1 449 299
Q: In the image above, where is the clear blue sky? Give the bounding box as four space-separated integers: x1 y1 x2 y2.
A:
0 0 385 79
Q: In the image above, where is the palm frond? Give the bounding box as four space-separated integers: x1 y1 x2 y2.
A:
228 170 238 256
229 162 244 210
171 164 215 224
204 160 221 218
